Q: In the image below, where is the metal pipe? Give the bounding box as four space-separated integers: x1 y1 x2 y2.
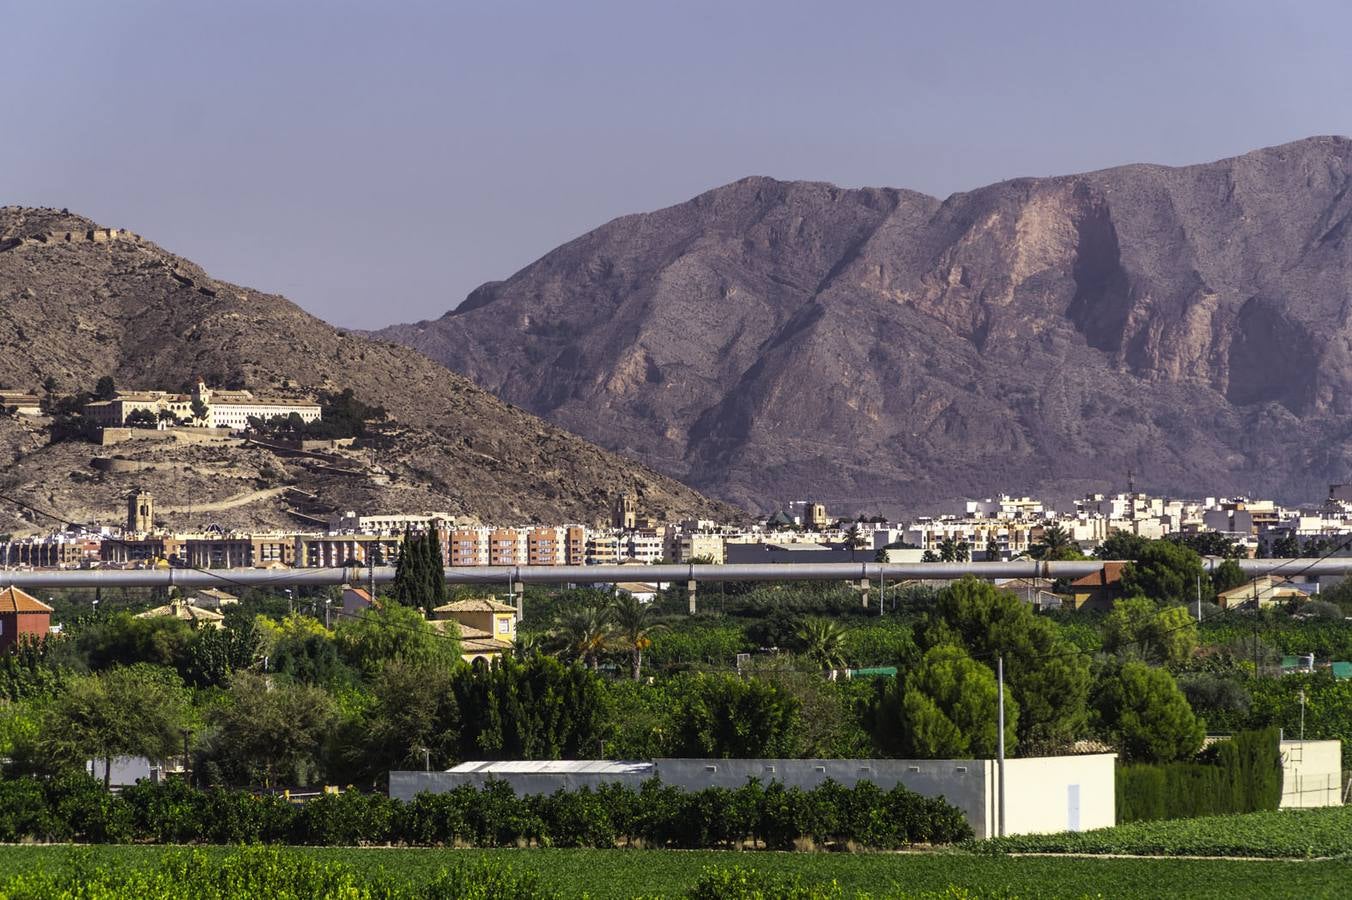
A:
0 557 1343 589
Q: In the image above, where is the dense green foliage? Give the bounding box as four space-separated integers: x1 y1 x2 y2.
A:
977 804 1352 859
916 578 1089 749
1120 541 1206 607
0 846 556 900
1091 660 1203 762
392 532 448 613
0 845 1347 899
0 774 971 850
1114 728 1282 822
868 645 1017 758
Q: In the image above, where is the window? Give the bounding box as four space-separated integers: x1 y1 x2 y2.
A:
498 617 512 634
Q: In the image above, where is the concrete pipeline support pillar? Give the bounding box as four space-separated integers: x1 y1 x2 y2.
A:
857 577 870 608
687 580 698 615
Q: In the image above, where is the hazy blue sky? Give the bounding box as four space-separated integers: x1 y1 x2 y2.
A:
3 0 1349 328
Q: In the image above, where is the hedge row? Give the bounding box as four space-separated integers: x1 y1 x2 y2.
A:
0 773 972 849
1117 728 1283 823
0 847 558 900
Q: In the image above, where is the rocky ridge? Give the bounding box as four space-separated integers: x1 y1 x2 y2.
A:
373 137 1352 514
0 207 736 535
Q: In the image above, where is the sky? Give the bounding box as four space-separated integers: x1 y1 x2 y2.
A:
2 0 1350 328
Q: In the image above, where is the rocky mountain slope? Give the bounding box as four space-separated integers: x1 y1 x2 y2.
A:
0 207 735 535
374 136 1352 514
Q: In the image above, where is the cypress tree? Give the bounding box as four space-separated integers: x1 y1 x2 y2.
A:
426 529 447 609
392 531 416 606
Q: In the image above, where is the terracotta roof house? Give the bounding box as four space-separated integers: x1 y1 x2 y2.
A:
432 598 517 662
1068 562 1126 611
0 586 54 652
341 585 380 621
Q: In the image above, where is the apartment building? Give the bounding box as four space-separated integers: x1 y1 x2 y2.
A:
294 534 401 568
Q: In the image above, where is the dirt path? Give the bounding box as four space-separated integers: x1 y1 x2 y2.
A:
158 486 287 514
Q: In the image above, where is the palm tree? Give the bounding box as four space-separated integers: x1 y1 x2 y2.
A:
609 593 666 680
844 523 867 549
937 536 971 562
1035 523 1072 560
512 631 543 660
796 617 850 671
551 604 612 670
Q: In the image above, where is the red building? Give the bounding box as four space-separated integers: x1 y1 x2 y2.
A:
0 586 53 652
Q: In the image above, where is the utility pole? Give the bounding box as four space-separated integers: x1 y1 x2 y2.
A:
1299 689 1307 741
997 654 1006 838
1196 572 1202 623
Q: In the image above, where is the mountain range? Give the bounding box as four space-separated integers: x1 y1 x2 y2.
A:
373 136 1352 515
0 207 734 535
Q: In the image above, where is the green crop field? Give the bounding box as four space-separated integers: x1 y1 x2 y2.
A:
977 805 1352 859
0 845 1347 898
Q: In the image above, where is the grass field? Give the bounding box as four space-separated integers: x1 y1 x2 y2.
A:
976 805 1352 859
0 845 1347 898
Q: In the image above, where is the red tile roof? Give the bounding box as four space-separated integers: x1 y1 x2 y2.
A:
1069 562 1125 588
0 586 55 614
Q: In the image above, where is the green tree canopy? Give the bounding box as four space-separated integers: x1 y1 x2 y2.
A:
392 531 447 614
1102 597 1198 666
1119 540 1206 606
40 665 191 787
667 672 799 758
1211 559 1247 598
334 602 460 678
199 672 337 788
917 577 1090 749
448 655 606 761
1093 660 1204 762
796 617 851 671
870 643 1018 758
1096 531 1151 561
609 593 666 680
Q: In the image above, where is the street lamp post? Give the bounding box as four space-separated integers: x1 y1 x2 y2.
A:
997 654 1006 838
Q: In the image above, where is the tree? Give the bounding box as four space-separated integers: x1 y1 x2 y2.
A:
1119 540 1205 606
1092 660 1204 762
796 617 850 671
1096 531 1151 561
1211 559 1247 598
1270 533 1301 559
985 538 1000 562
189 398 209 422
93 376 116 401
40 666 191 788
341 658 456 787
392 531 446 614
609 593 666 680
870 644 1018 758
918 577 1090 749
1167 532 1246 559
199 672 337 788
844 524 867 552
183 616 262 687
1032 523 1079 561
334 602 460 678
668 673 799 758
1317 577 1352 615
448 655 606 760
937 537 969 562
1102 597 1198 666
551 604 612 670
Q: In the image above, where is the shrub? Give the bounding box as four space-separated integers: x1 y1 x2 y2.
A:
1116 727 1282 823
